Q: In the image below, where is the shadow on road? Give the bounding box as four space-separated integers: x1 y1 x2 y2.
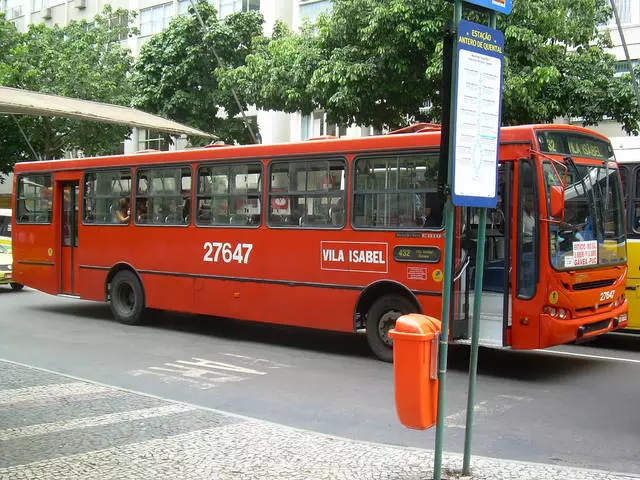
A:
26 295 639 375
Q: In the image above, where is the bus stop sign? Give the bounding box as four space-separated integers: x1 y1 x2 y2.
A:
462 0 512 14
451 20 504 208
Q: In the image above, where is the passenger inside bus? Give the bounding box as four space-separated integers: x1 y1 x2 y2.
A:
115 198 130 223
135 199 148 223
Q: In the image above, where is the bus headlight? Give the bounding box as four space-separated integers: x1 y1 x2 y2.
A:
558 308 567 319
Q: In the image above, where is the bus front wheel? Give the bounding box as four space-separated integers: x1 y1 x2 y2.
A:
366 294 414 363
109 270 145 325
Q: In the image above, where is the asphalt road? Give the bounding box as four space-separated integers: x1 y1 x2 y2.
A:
1 287 639 474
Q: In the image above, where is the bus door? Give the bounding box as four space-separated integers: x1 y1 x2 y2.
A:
452 163 511 346
59 181 79 295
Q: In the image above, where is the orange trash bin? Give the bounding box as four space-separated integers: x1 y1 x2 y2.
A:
389 314 441 430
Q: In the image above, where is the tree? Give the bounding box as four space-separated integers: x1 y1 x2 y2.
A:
0 6 136 173
131 0 263 145
221 0 640 134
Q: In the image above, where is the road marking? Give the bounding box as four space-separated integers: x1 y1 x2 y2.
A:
0 404 196 441
536 349 640 365
129 355 285 390
0 382 114 406
445 395 532 429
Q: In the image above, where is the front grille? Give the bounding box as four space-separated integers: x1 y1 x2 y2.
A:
573 279 615 291
582 319 611 335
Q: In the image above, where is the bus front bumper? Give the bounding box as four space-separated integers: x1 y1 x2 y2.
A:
539 302 628 347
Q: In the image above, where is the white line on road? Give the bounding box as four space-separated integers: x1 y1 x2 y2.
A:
0 404 196 441
535 349 640 365
0 382 114 406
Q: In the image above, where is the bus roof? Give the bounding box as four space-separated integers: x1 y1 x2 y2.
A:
11 124 610 174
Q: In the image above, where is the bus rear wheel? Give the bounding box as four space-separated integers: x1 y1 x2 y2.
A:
109 270 145 325
366 294 414 362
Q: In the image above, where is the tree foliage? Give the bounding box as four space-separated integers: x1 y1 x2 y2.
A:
0 7 136 173
221 0 640 134
131 0 263 145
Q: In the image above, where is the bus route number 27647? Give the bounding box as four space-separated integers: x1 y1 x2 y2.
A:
203 242 253 264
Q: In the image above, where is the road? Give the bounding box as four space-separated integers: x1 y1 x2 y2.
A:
1 287 639 475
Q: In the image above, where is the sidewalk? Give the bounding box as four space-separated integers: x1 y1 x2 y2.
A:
0 359 638 480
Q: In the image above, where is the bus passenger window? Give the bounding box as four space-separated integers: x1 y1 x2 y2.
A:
267 158 346 229
136 166 191 226
353 153 440 229
196 163 261 227
83 170 131 225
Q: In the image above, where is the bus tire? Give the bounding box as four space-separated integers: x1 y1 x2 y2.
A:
9 282 24 291
109 270 145 325
366 294 414 363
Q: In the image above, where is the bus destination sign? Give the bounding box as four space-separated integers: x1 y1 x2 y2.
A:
393 246 441 263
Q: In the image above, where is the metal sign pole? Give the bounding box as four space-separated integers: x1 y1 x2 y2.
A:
462 10 499 477
433 1 463 479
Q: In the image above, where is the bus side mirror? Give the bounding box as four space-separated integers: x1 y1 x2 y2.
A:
550 185 565 219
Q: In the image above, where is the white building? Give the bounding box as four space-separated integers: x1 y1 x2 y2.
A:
567 0 640 146
0 0 638 150
0 0 347 154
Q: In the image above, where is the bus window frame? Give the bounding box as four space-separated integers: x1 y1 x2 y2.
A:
82 168 133 226
195 160 263 229
15 172 54 225
266 156 347 230
351 150 442 231
134 164 193 228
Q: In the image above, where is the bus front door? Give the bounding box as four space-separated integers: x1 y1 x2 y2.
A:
60 181 79 295
452 163 511 346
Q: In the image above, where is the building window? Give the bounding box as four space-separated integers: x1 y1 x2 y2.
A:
139 130 171 151
178 0 191 15
609 0 633 26
614 59 640 76
299 0 332 23
32 0 43 12
6 0 23 19
219 0 260 18
140 3 173 37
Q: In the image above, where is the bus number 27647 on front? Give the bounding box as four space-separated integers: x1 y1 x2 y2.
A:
203 242 253 264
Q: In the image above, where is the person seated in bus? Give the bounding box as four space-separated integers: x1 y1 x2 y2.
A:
135 199 148 223
423 193 444 227
115 197 130 223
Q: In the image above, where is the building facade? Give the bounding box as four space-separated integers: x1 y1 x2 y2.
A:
0 0 638 151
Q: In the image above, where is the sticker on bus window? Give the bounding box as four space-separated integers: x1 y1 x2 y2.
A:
572 240 598 267
320 241 388 273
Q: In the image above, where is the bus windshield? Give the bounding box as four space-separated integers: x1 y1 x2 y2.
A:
543 161 626 270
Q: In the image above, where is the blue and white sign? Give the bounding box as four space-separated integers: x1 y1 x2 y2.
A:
452 20 504 208
462 0 512 15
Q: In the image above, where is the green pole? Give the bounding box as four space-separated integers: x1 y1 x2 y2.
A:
433 2 462 479
462 11 497 476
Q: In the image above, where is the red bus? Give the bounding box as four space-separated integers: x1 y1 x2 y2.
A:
11 124 628 361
